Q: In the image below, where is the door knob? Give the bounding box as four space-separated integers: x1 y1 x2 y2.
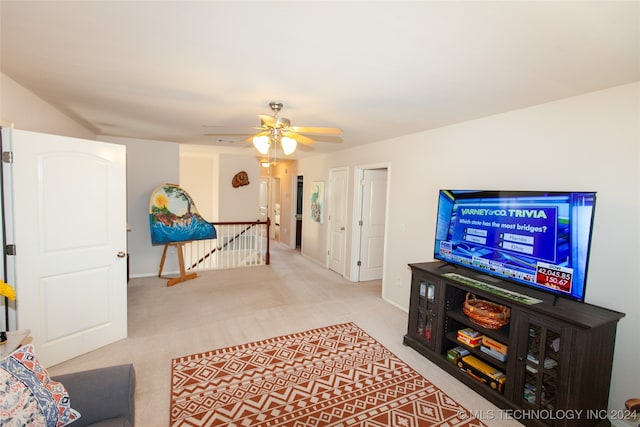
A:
340 227 345 230
117 251 127 258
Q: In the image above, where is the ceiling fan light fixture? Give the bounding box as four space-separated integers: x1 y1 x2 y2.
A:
253 135 270 154
281 136 297 155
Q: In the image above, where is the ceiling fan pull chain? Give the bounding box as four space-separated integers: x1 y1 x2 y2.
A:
273 141 279 165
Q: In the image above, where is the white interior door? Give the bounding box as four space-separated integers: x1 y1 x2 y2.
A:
3 129 127 367
328 168 348 275
358 169 388 281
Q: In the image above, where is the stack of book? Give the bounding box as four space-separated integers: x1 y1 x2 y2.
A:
447 346 470 365
457 328 483 347
526 353 558 373
457 355 507 394
480 336 508 362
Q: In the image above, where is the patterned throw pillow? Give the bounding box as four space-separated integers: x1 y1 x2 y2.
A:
0 344 81 426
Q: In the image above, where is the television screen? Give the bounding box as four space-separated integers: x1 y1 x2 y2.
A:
434 190 597 302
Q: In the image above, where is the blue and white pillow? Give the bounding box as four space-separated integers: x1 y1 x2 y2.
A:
0 344 80 426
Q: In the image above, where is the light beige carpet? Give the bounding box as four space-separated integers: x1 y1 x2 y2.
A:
48 243 521 426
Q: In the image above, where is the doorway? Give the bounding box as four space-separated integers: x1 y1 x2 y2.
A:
295 175 303 249
259 177 268 222
259 176 281 242
271 177 281 241
258 176 281 241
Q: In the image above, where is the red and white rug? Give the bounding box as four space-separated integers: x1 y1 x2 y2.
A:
170 322 486 426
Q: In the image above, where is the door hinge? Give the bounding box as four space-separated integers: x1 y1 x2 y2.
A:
5 244 16 255
358 220 363 226
357 260 362 267
2 151 13 163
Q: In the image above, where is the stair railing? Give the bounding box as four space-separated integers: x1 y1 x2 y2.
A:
182 219 270 272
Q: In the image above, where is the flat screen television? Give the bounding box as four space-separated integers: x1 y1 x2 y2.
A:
433 190 597 302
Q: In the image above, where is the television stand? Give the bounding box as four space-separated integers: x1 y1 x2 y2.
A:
404 261 625 427
437 261 458 270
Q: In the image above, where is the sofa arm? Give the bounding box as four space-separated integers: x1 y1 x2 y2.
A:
52 364 135 427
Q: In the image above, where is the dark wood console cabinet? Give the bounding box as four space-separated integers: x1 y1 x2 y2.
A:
404 262 625 427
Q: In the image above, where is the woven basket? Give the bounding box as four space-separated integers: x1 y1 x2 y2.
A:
463 293 511 330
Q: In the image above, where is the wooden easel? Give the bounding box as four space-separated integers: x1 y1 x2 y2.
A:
158 241 198 287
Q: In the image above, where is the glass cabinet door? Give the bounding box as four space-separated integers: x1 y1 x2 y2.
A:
415 279 438 349
522 320 562 414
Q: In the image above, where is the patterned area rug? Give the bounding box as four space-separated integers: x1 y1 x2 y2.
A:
171 322 486 426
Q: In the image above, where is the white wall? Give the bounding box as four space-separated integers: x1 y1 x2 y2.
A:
217 154 260 221
98 136 180 277
180 146 219 222
1 73 95 140
298 154 331 263
298 82 640 416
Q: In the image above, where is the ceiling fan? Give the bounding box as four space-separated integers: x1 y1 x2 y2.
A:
206 101 343 155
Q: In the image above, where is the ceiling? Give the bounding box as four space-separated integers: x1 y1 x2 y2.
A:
1 1 639 158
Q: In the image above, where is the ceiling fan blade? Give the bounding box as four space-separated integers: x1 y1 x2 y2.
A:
258 114 275 128
203 132 255 137
283 131 315 145
307 135 343 143
242 130 269 143
289 126 342 135
296 143 315 152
